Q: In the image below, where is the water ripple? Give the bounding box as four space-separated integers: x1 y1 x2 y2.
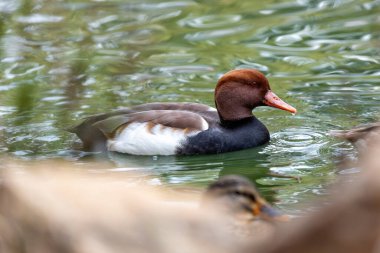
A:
16 14 64 24
128 1 197 10
147 53 197 65
283 56 315 66
123 26 171 45
0 0 20 13
267 128 329 159
235 60 269 73
89 15 120 30
275 34 303 46
4 63 45 79
152 65 214 74
179 14 242 28
185 26 249 41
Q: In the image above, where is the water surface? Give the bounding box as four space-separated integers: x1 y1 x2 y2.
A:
0 0 379 214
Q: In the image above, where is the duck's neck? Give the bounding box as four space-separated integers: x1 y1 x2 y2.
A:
220 116 255 128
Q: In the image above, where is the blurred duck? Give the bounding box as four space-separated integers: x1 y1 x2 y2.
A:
69 69 296 155
0 163 288 253
331 122 380 149
331 122 380 163
255 124 380 253
244 123 380 253
201 175 289 237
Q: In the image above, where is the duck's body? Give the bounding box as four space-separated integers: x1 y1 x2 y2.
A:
69 69 296 155
177 115 269 155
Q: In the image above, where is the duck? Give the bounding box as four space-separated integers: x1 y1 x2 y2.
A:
330 122 380 149
331 122 380 168
202 175 288 221
201 175 289 237
1 163 290 253
69 69 296 155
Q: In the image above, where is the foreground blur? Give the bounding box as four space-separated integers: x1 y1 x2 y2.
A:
0 124 380 253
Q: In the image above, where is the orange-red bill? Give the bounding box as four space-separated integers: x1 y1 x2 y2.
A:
263 90 297 114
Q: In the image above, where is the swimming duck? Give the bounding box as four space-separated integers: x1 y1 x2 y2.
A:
201 175 289 237
69 69 296 155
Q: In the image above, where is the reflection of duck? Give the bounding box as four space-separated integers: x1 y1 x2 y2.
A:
69 69 296 155
201 175 288 237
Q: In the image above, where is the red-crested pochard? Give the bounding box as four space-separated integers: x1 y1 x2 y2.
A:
69 69 296 155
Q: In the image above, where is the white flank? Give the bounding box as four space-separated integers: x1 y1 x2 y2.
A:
107 120 208 155
207 106 217 111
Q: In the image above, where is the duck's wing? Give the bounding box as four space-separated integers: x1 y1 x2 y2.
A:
68 102 215 134
93 110 211 155
68 102 217 151
128 102 216 113
94 110 210 138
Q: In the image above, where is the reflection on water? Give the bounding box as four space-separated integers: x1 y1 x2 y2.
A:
0 0 380 213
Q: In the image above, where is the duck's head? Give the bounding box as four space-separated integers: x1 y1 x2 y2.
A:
202 175 289 222
215 69 296 122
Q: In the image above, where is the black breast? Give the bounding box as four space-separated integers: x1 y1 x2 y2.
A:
177 117 270 155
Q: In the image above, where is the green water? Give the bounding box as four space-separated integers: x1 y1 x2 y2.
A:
0 0 379 213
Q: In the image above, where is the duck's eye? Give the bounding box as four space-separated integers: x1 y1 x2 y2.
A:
247 193 256 202
238 191 257 202
232 191 256 202
228 190 243 197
